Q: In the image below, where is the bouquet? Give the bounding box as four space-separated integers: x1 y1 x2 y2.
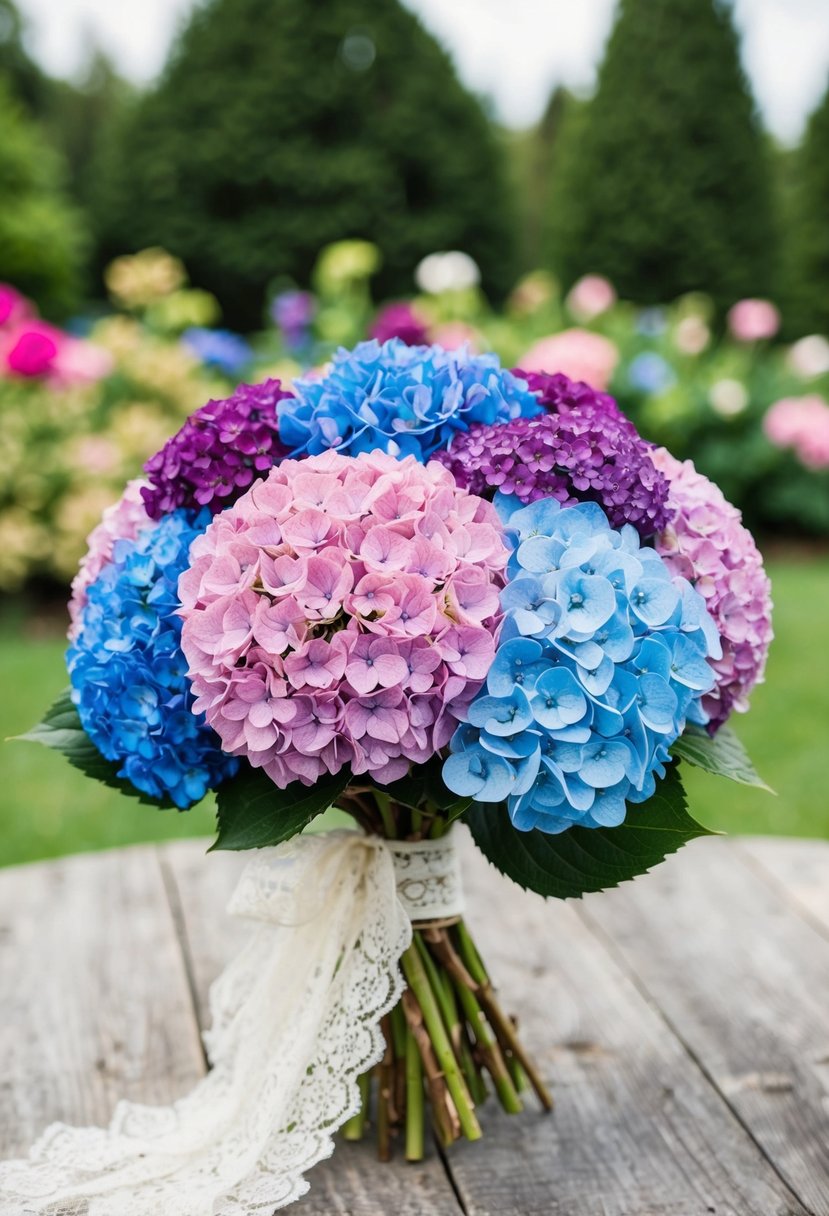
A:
2 341 772 1215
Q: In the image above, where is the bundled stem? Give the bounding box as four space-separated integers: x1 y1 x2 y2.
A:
344 916 551 1160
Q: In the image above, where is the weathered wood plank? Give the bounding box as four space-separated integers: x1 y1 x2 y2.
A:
160 840 464 1216
442 832 807 1216
0 847 205 1157
581 836 829 1216
738 836 829 937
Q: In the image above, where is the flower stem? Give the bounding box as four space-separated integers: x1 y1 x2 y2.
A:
405 1024 425 1162
401 942 482 1142
401 989 458 1147
342 1070 370 1141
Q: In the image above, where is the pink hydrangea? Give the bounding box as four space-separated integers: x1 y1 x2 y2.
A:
179 451 508 787
763 395 829 470
651 449 773 730
68 480 152 639
727 298 780 343
519 328 619 391
565 274 616 321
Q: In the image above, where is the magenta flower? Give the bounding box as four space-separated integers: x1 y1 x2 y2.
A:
179 450 508 787
142 379 293 519
651 448 773 730
369 301 429 347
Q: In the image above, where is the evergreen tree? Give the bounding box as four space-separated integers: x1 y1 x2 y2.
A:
94 0 518 328
547 0 777 310
786 79 829 336
0 79 88 316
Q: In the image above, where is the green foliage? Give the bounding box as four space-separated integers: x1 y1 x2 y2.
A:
16 687 175 809
547 0 777 312
466 766 712 900
672 724 771 791
0 78 88 316
786 83 829 337
93 0 518 329
212 763 351 851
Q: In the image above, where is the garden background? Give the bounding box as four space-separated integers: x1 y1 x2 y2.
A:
1 0 827 866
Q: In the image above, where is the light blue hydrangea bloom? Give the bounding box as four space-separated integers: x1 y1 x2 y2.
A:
443 496 722 834
277 338 541 461
68 510 237 809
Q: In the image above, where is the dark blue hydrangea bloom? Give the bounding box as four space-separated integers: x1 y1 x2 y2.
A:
277 338 542 461
67 510 238 809
443 497 722 835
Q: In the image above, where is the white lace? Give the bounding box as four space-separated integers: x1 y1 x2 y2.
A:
0 830 463 1216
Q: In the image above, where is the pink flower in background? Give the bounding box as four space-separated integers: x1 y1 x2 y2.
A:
369 301 429 347
430 321 482 352
4 322 61 377
763 395 829 470
565 274 616 321
727 298 780 343
1 315 111 385
179 450 508 787
51 336 114 384
68 480 152 639
651 448 773 731
0 284 29 328
519 328 619 391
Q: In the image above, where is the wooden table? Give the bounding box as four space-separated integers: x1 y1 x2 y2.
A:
1 833 828 1215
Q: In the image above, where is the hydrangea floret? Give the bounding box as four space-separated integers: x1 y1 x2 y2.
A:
277 339 541 462
68 510 238 808
443 497 721 834
435 371 672 537
651 448 773 730
68 479 151 640
178 451 508 787
142 379 293 519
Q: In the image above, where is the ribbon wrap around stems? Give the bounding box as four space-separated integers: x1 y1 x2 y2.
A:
0 829 465 1216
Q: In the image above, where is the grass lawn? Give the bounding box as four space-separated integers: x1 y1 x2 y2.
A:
1 556 825 868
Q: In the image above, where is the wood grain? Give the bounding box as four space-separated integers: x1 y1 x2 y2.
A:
160 840 464 1216
581 836 829 1216
739 835 829 937
0 847 205 1156
441 832 807 1216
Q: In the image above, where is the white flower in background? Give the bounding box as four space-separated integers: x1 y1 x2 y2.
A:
415 251 480 295
787 334 829 380
674 315 710 356
709 378 748 417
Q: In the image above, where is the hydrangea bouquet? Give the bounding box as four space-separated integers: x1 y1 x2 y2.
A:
12 340 772 1212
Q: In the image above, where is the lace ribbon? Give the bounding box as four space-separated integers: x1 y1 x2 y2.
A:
0 829 463 1216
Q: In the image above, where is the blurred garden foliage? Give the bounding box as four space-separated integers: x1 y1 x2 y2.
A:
786 82 829 338
88 0 518 330
0 78 88 316
546 0 777 311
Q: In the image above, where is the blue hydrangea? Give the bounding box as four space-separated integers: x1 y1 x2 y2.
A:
443 496 722 834
277 338 541 461
182 327 252 375
67 510 238 809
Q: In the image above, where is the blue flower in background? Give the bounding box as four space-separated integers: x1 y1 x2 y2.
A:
627 352 676 395
182 327 252 375
68 510 238 809
443 497 722 835
277 338 542 461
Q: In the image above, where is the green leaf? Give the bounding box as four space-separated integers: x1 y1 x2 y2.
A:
212 762 351 851
466 766 712 900
15 688 174 809
368 753 468 814
671 724 773 792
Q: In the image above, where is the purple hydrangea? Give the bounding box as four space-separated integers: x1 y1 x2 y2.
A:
434 371 673 538
142 379 293 520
